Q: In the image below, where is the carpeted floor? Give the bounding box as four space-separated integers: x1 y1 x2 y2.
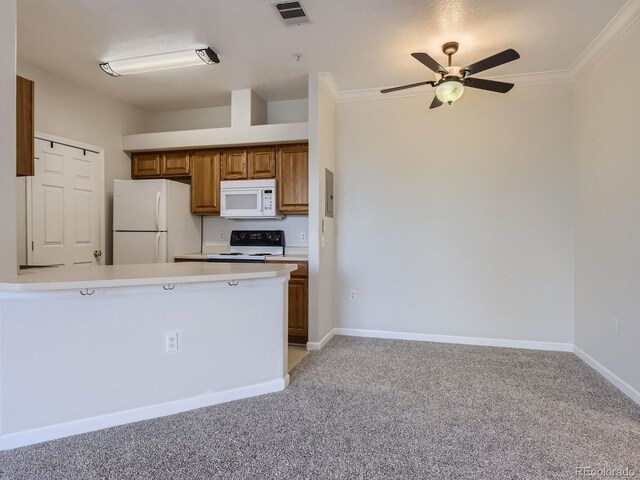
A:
1 336 639 479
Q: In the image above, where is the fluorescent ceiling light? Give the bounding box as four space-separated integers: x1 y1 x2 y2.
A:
100 48 220 77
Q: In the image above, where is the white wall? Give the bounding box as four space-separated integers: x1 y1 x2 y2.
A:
573 18 640 394
267 99 308 125
16 61 147 265
202 216 309 249
146 105 231 132
0 275 288 444
143 99 308 133
335 85 575 343
307 74 338 344
0 1 17 277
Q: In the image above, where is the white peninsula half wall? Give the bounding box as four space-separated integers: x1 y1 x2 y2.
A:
0 262 296 450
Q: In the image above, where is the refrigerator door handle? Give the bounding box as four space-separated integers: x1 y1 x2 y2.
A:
155 191 161 231
156 232 161 263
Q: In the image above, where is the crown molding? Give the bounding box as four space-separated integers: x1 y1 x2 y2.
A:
318 72 341 103
569 0 640 81
331 0 640 103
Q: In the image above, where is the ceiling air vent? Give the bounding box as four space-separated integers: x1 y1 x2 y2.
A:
271 0 311 25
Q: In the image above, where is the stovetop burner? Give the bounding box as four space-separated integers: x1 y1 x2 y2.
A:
207 230 285 263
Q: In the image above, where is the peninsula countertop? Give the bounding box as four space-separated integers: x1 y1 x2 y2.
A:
0 262 297 292
174 253 308 262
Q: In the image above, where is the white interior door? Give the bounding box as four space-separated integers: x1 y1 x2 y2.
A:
29 138 103 267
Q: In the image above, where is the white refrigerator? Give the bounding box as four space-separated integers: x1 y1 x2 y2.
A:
113 179 201 265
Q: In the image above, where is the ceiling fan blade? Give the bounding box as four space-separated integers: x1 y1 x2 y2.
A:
461 49 520 76
380 81 433 94
411 52 448 74
430 96 443 109
463 77 514 93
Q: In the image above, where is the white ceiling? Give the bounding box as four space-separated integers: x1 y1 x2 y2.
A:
18 0 627 112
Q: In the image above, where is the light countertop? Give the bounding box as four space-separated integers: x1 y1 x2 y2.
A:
266 255 307 262
0 262 297 292
174 253 308 262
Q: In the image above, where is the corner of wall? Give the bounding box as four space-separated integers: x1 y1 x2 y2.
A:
0 0 17 276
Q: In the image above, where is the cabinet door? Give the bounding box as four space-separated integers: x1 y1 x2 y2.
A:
277 144 308 214
248 147 276 179
191 149 221 215
16 76 34 177
161 151 190 176
221 148 247 180
288 277 308 340
131 152 161 178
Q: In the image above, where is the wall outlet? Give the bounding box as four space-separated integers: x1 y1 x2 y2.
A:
613 317 619 334
220 232 225 240
350 290 356 301
300 232 306 242
166 331 179 352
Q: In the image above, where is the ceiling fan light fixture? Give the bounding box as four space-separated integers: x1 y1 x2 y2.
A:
99 48 220 77
435 79 464 104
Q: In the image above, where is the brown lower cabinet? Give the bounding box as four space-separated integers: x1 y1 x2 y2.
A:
269 260 308 344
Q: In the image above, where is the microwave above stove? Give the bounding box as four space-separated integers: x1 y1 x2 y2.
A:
220 179 283 219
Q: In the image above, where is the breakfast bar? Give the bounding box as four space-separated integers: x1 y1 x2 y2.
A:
0 262 296 450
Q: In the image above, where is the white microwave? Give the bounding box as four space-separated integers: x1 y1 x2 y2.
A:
220 179 282 219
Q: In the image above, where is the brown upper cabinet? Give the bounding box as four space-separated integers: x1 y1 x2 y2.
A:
16 76 35 177
161 151 190 176
190 149 221 215
131 151 190 178
277 144 308 214
221 146 276 180
132 152 161 177
221 148 247 180
248 147 276 179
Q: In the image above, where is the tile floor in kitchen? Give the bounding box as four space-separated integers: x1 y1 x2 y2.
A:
287 345 309 372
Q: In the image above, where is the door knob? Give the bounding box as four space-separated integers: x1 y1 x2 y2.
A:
93 250 102 258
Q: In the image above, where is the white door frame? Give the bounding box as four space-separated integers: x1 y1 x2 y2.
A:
27 132 106 266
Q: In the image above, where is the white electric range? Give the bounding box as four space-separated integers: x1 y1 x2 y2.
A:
206 230 285 264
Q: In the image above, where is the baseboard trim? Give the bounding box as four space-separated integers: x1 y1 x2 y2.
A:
0 377 287 451
573 345 640 405
334 328 574 352
306 328 336 350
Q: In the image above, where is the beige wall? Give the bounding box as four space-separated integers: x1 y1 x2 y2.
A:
16 61 147 264
335 84 575 343
143 99 308 133
573 18 640 393
0 0 17 276
307 75 338 345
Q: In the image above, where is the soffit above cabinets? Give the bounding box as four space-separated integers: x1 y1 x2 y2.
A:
18 0 630 111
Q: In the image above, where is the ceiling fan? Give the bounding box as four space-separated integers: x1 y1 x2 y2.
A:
381 42 520 109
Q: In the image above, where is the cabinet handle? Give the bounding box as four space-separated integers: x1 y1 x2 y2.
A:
162 284 175 291
228 280 239 287
80 288 95 296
